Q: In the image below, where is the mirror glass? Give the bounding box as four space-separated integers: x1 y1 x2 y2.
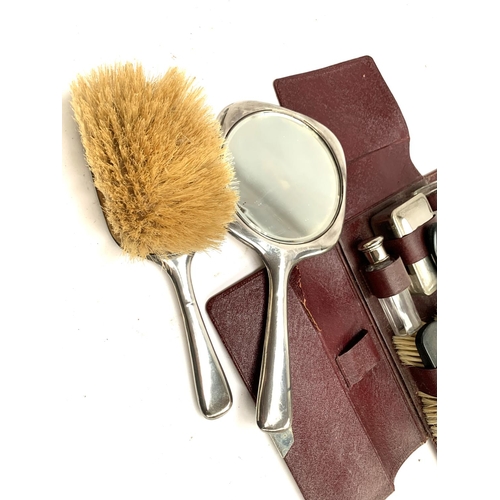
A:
226 111 341 243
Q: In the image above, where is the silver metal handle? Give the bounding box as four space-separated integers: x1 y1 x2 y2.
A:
152 253 232 419
256 256 293 432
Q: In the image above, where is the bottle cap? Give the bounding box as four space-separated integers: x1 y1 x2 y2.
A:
358 236 390 265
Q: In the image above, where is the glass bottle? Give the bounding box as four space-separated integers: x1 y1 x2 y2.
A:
358 236 422 336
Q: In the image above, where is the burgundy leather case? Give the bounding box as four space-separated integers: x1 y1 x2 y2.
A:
206 56 437 500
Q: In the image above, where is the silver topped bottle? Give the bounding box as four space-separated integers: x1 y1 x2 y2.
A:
358 236 422 336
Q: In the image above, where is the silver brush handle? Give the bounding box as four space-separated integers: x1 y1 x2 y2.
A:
152 253 232 419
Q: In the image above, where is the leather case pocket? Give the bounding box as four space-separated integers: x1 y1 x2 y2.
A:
336 330 381 388
207 269 397 500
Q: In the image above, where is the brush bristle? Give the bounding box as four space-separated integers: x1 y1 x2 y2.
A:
392 334 437 442
392 335 425 368
419 391 437 441
70 62 238 258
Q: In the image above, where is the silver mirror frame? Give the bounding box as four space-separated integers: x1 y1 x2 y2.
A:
219 101 347 436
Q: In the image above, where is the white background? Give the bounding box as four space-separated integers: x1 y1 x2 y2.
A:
1 1 498 499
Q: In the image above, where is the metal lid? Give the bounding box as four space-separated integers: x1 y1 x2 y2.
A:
371 193 434 238
358 236 390 265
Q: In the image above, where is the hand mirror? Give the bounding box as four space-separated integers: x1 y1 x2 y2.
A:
219 101 346 433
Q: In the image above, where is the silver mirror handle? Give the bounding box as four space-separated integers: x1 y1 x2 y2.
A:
154 254 233 419
256 257 293 432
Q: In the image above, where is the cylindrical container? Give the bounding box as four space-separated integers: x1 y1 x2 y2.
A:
370 193 437 296
358 236 422 336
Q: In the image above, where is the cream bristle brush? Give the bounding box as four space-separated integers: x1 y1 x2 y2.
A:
392 325 437 441
71 62 238 419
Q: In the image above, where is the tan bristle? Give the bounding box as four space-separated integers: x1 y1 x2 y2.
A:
70 63 238 259
392 334 437 442
392 335 425 368
418 391 437 441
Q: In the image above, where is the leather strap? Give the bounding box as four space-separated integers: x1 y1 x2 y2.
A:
408 367 437 397
363 257 411 298
384 216 437 265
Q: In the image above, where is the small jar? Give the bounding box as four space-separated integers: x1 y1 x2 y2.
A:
358 236 422 336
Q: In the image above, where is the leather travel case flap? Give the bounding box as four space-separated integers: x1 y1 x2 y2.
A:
206 56 437 500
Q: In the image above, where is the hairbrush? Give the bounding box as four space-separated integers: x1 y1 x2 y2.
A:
70 63 237 418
